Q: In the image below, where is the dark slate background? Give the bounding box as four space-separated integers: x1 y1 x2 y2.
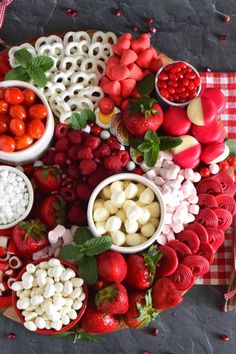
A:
0 0 236 353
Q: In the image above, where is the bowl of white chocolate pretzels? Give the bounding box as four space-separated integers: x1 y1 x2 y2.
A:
87 173 166 254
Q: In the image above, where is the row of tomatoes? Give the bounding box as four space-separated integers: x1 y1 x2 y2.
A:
0 87 47 152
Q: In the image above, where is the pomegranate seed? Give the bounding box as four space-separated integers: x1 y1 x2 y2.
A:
218 34 226 40
71 10 78 17
7 333 16 340
206 67 212 72
152 328 159 336
149 26 157 34
115 8 121 16
143 352 150 354
146 17 153 24
66 8 73 13
220 334 229 341
223 15 230 23
133 26 139 32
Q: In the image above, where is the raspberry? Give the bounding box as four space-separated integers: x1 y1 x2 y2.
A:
66 163 80 179
60 187 77 202
76 183 92 201
103 156 123 172
79 160 97 175
68 130 82 145
133 167 144 175
41 149 56 165
116 150 130 166
88 167 108 187
55 137 69 152
77 147 93 160
55 123 69 139
23 164 34 176
106 136 121 151
67 204 87 225
84 136 101 149
94 143 111 159
54 152 67 166
68 145 81 161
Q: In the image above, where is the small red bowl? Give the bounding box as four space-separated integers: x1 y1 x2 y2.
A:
12 257 88 335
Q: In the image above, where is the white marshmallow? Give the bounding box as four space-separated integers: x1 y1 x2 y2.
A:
166 230 175 241
35 317 46 329
126 205 142 222
209 163 220 175
101 186 112 199
125 182 138 199
122 200 136 213
141 223 155 238
105 216 122 232
156 233 167 245
124 219 139 233
104 200 118 214
139 188 155 204
93 199 104 210
126 233 142 246
150 217 159 228
145 169 156 180
154 176 165 186
110 181 124 193
93 207 110 222
110 231 126 246
189 204 200 215
24 321 37 331
111 191 126 208
172 222 184 233
138 208 151 224
147 202 160 218
95 222 107 235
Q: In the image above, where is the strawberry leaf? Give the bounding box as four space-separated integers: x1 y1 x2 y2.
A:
83 236 113 256
137 73 155 96
78 255 98 285
159 136 182 151
74 227 94 245
136 290 159 328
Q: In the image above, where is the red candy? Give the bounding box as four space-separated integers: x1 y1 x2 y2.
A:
201 88 226 114
187 96 217 126
162 107 191 136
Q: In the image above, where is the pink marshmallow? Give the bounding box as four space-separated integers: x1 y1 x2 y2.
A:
145 169 156 180
188 194 199 204
189 204 200 215
184 168 195 181
154 176 165 186
162 160 174 169
140 161 150 172
156 233 168 245
177 174 185 183
177 190 185 201
166 230 175 241
33 247 49 260
164 213 173 225
173 205 188 224
62 229 74 245
0 236 9 249
193 172 201 183
185 213 195 223
172 222 184 233
162 224 171 235
48 225 66 244
48 239 63 256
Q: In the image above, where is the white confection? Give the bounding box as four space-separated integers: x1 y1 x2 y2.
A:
110 181 124 193
139 188 155 204
141 223 156 238
126 161 136 171
26 264 36 274
105 216 122 232
104 200 118 214
95 222 107 235
137 183 146 196
138 208 151 224
35 317 46 329
145 169 156 180
116 209 126 222
147 202 160 218
101 186 112 199
93 207 110 222
100 130 111 140
126 205 142 222
24 321 37 331
209 163 220 174
124 219 139 234
122 200 136 213
126 233 142 246
189 204 200 215
93 199 104 210
111 191 126 208
125 183 138 199
150 217 159 228
110 231 126 246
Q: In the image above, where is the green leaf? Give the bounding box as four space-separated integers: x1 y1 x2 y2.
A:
78 255 98 285
74 227 94 245
143 246 162 282
59 245 82 262
71 112 81 130
137 73 155 96
159 136 182 151
144 130 160 144
83 236 113 256
225 139 236 156
5 66 30 82
81 108 96 122
57 330 102 343
14 48 33 68
137 141 152 153
31 56 54 71
144 145 160 167
28 65 47 88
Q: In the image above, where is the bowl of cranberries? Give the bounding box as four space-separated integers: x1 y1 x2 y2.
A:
155 61 201 107
0 80 54 165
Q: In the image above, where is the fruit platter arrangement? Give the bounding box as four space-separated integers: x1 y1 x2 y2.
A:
0 29 235 338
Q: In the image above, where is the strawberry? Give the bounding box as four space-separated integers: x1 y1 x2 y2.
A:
95 283 128 315
38 195 65 229
97 250 127 283
33 166 61 194
123 98 164 137
151 278 183 311
12 219 48 259
124 247 162 290
81 306 119 334
120 79 136 98
123 290 158 329
67 204 87 225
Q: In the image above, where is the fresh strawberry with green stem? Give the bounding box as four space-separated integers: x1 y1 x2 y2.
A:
97 250 127 283
38 195 65 229
95 283 128 315
33 166 62 194
123 290 158 329
81 306 119 334
124 246 162 290
12 219 48 259
151 278 183 311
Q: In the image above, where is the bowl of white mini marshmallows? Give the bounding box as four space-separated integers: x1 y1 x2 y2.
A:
87 173 166 254
0 165 34 229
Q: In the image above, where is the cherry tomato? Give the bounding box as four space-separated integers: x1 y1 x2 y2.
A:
200 167 210 177
9 118 25 137
23 89 36 106
9 104 27 120
0 89 5 100
15 134 33 151
0 135 15 152
0 100 8 114
98 97 115 115
0 114 9 133
228 156 236 168
4 88 24 105
219 160 229 171
28 104 47 120
27 119 45 139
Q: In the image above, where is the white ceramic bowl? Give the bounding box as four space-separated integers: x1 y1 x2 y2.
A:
0 165 34 229
87 173 166 254
0 80 54 165
155 61 202 107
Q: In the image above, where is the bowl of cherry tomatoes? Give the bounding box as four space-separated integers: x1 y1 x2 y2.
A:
155 61 201 107
0 80 54 165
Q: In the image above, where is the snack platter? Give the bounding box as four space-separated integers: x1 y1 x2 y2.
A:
0 29 235 337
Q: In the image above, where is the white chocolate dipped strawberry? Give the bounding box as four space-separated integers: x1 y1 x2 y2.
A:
200 142 229 164
172 135 201 168
187 96 217 126
201 88 226 114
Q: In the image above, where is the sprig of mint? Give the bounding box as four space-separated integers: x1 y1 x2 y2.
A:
137 130 182 167
71 109 96 130
225 139 236 155
5 48 53 88
59 226 112 285
57 330 102 343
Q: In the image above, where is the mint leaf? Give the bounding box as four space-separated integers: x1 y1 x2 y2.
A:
78 255 98 285
137 73 155 96
74 227 93 245
14 48 33 68
225 139 236 155
81 109 96 122
83 236 112 256
28 65 47 88
159 136 182 151
71 112 81 130
57 330 102 343
144 130 160 144
144 144 160 167
59 245 82 262
32 56 54 71
5 66 30 81
137 141 152 153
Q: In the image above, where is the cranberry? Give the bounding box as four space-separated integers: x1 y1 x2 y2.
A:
55 123 69 139
168 81 178 87
7 333 16 340
219 161 229 171
157 81 167 89
115 8 121 16
223 15 230 23
152 328 159 336
220 334 229 341
146 17 153 24
60 187 77 202
218 34 226 40
149 26 156 34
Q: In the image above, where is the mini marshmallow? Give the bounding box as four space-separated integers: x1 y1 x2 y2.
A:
124 219 139 234
17 297 30 310
125 182 138 199
126 205 142 222
73 300 83 311
48 258 61 267
35 317 46 329
126 233 142 246
111 191 126 208
139 188 155 205
48 225 66 244
141 223 155 238
110 181 124 193
173 206 188 224
60 269 76 281
138 207 151 224
104 200 118 214
209 163 220 175
188 194 199 204
110 230 126 246
193 172 201 182
62 229 73 245
68 309 77 320
61 315 70 325
137 183 146 196
185 213 195 223
31 295 44 306
70 287 82 300
145 169 156 180
156 233 167 245
166 230 175 241
105 216 122 232
184 168 195 181
189 204 200 215
146 202 160 218
154 176 165 186
101 186 112 199
93 207 110 222
123 200 136 213
24 321 37 331
71 278 83 288
95 222 107 235
162 224 170 235
63 281 73 296
172 222 184 233
26 264 36 274
24 311 38 321
93 199 104 210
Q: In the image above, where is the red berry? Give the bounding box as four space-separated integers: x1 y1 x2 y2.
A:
220 334 229 341
66 163 81 179
77 147 93 160
218 34 226 40
91 125 102 136
228 156 236 167
223 15 230 23
133 27 139 32
98 97 115 115
88 168 107 187
106 136 120 150
7 333 16 340
132 167 144 175
115 8 121 16
79 160 97 175
76 183 92 201
54 152 67 166
219 161 229 171
55 123 69 139
23 163 34 176
55 137 69 152
152 328 159 336
68 130 82 145
94 143 111 159
67 204 87 225
146 17 153 24
103 156 122 172
66 7 73 13
68 145 81 161
60 187 77 202
41 149 56 165
84 136 101 149
71 10 78 17
116 150 130 166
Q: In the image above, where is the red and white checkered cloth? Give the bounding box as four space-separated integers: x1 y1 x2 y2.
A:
196 72 236 285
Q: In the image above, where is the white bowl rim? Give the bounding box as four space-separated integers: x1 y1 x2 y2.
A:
155 60 202 107
0 80 53 157
0 165 34 229
87 173 166 254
